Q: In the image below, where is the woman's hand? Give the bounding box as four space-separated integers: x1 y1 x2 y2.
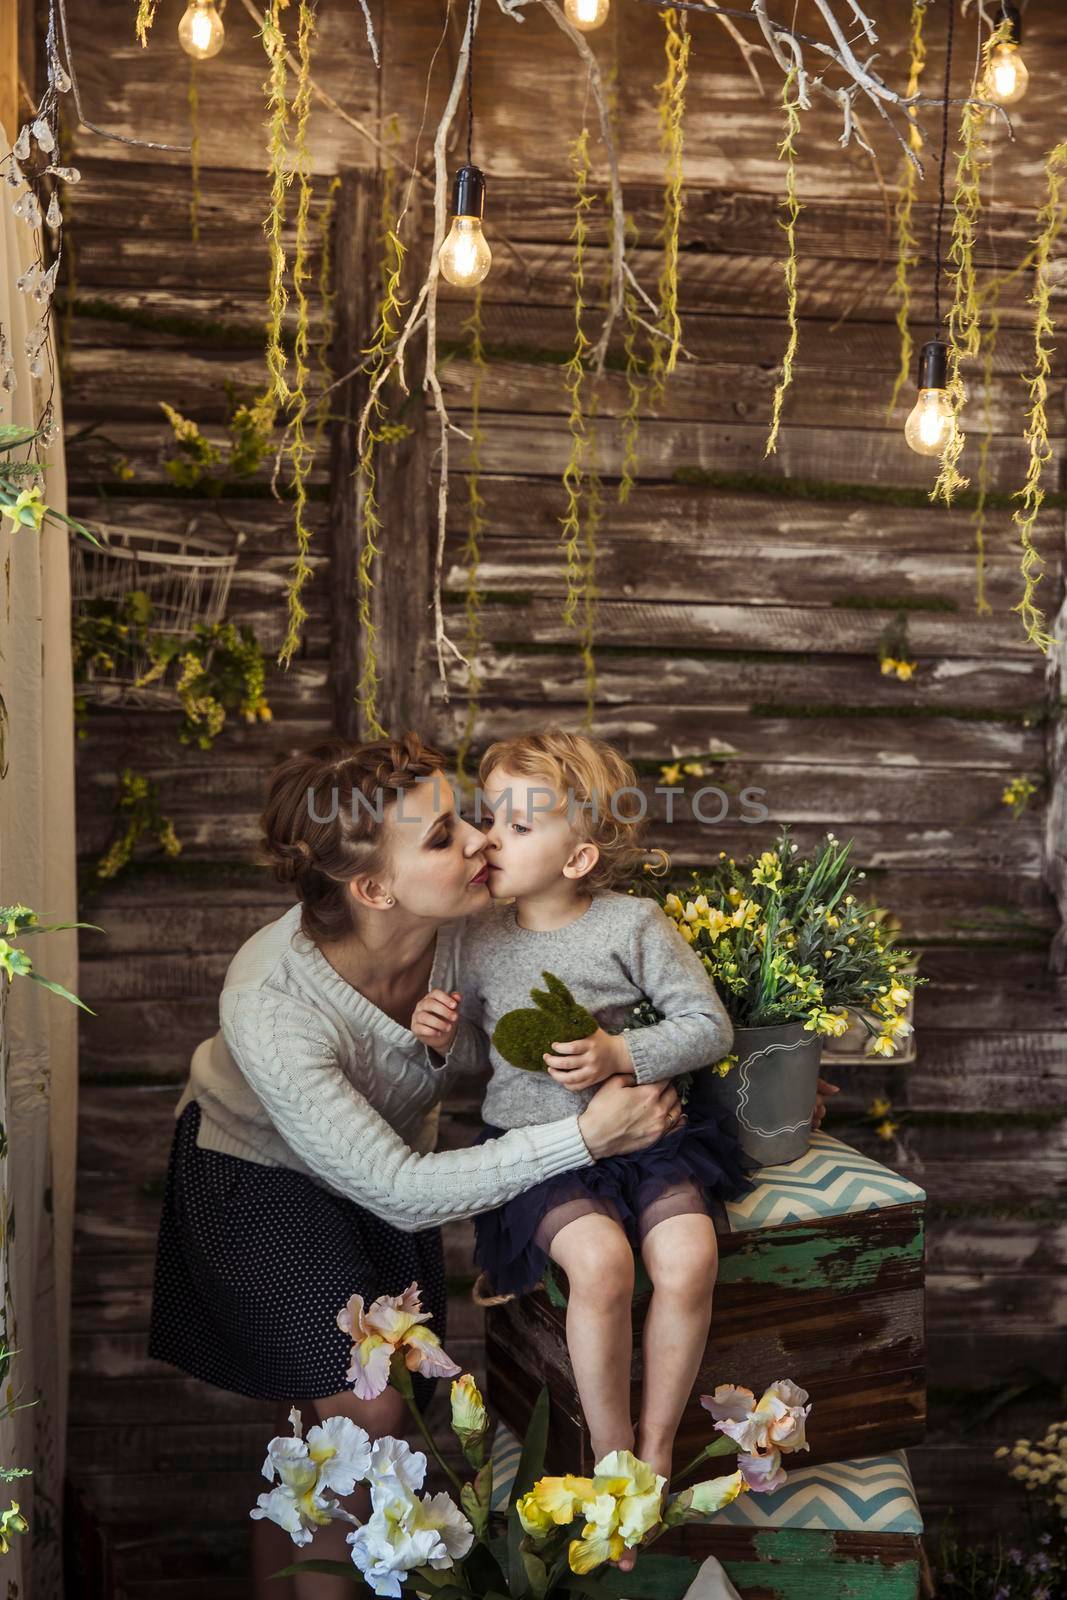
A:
411 989 461 1056
576 1076 684 1159
543 1028 631 1092
812 1077 840 1131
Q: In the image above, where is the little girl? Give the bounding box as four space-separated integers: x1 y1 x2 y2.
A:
413 728 750 1505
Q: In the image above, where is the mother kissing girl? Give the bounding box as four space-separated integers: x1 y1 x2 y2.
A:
147 732 686 1599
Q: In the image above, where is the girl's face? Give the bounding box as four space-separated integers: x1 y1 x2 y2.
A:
379 775 490 920
478 766 597 900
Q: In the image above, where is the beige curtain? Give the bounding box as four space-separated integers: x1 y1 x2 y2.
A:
0 115 78 1600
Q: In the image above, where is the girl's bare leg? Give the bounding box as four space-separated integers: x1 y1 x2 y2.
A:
253 1384 411 1600
549 1212 636 1464
636 1211 719 1488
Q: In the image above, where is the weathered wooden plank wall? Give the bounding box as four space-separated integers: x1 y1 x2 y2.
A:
59 2 1066 1593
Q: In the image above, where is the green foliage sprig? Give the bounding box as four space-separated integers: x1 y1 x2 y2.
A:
618 222 645 506
456 287 487 785
313 173 342 453
887 0 926 421
971 301 999 616
765 66 802 457
74 593 271 749
1011 138 1067 655
560 128 598 721
0 906 98 1012
648 7 689 405
95 768 182 882
160 388 276 494
277 0 318 671
0 424 90 541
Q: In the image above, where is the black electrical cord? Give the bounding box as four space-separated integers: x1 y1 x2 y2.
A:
466 0 475 169
933 0 956 334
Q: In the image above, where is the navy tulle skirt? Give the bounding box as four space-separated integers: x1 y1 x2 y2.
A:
472 1106 752 1297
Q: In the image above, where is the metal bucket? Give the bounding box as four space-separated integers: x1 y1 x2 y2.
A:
690 1021 824 1167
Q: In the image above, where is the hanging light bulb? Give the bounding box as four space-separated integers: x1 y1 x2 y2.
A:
983 2 1029 106
564 0 611 31
904 339 957 457
439 164 492 289
178 0 225 61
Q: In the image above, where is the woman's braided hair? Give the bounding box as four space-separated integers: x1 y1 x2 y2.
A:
258 732 448 944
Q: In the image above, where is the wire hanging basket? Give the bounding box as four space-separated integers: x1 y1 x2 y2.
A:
71 524 245 706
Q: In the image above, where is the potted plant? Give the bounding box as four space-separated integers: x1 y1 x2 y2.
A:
645 830 920 1166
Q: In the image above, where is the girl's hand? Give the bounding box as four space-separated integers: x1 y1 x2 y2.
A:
411 989 462 1055
544 1028 633 1092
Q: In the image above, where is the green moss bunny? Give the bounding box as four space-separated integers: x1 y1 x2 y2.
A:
492 970 598 1073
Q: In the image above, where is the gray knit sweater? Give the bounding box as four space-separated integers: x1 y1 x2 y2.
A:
175 903 592 1232
459 891 734 1129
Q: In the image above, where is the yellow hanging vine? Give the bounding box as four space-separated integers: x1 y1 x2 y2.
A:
971 300 999 616
355 153 409 739
560 127 598 720
313 174 342 452
262 0 291 410
648 8 689 408
886 0 926 421
1011 138 1067 653
456 287 488 785
277 0 317 671
135 1 158 45
932 19 1008 507
765 65 802 457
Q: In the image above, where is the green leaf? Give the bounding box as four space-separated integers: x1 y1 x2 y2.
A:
508 1386 551 1599
28 972 96 1014
0 426 38 451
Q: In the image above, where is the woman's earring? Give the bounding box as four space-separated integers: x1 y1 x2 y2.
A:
385 897 395 906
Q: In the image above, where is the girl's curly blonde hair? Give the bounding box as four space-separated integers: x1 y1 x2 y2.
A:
478 727 668 891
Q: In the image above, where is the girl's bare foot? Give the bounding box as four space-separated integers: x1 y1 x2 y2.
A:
615 1441 672 1573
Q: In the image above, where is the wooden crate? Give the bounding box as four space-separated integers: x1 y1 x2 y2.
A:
486 1134 926 1476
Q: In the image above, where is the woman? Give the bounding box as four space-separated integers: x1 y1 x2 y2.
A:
148 733 685 1599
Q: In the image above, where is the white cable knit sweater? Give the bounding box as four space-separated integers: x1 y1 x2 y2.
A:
175 904 592 1232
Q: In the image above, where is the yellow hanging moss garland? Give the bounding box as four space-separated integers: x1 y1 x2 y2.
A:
135 1 159 45
648 8 689 408
1011 139 1067 654
765 65 802 457
886 0 926 421
932 19 1009 507
277 0 317 671
262 0 291 409
560 127 598 718
355 154 410 739
456 286 487 786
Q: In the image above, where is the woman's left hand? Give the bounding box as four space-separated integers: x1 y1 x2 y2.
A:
812 1077 840 1130
544 1028 631 1091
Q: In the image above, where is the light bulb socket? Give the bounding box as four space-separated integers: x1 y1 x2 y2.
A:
451 164 486 219
997 1 1022 44
917 338 948 391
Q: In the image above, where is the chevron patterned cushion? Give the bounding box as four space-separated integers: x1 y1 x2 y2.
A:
712 1451 922 1535
488 1429 920 1537
725 1132 926 1232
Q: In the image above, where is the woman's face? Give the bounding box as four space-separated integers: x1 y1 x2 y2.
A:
380 774 490 920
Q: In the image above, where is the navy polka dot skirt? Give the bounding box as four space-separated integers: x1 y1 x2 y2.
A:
149 1101 447 1404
